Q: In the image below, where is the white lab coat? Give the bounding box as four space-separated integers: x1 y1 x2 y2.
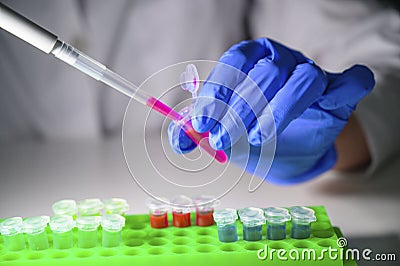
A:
0 0 246 140
0 0 399 172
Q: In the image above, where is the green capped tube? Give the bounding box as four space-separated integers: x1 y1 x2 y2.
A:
0 217 26 251
101 214 125 247
76 216 101 248
23 216 50 250
78 198 104 216
49 215 75 249
103 198 129 215
52 199 78 218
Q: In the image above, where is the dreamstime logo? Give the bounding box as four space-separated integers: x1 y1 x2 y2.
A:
336 237 347 248
257 237 397 262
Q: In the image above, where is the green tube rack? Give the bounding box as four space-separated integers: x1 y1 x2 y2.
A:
0 206 357 265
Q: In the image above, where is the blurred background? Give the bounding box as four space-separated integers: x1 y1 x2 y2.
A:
0 0 399 264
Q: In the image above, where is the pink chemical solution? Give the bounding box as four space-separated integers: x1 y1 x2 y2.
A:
146 97 228 164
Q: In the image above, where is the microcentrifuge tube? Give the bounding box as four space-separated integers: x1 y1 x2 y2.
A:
77 198 104 216
103 198 129 215
76 216 101 248
289 206 317 239
23 216 50 251
213 208 238 243
101 214 125 248
52 199 78 218
264 207 291 240
194 195 219 227
49 215 75 249
171 195 192 228
0 217 26 251
146 198 169 229
238 207 265 241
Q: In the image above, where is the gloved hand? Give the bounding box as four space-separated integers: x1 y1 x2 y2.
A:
168 38 375 184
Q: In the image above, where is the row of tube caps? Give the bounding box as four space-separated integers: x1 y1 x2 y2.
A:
146 196 317 242
147 195 218 228
0 198 129 252
214 206 317 242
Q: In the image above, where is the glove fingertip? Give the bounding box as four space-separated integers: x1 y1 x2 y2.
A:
346 64 375 92
168 122 197 154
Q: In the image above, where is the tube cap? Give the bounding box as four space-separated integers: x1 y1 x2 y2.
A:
101 214 125 231
238 207 265 226
0 217 24 236
171 195 192 214
103 198 129 215
289 206 316 224
78 199 104 216
213 208 238 226
264 207 291 224
146 198 170 215
49 215 75 233
76 216 101 231
52 199 77 216
23 216 50 234
194 195 219 212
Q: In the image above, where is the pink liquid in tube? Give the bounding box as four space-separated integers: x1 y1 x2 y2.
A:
146 97 228 164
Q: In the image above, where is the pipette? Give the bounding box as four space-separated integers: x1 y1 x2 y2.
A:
0 3 227 164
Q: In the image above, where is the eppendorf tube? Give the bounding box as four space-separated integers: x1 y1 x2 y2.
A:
289 206 316 239
146 198 169 229
194 195 219 227
52 199 78 218
101 214 125 248
78 198 104 216
264 207 291 240
103 198 129 215
238 207 265 241
213 208 238 243
49 215 75 249
0 217 26 251
76 216 101 248
23 216 50 250
171 195 192 228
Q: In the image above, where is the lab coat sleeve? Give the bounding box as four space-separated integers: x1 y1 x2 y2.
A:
249 0 400 174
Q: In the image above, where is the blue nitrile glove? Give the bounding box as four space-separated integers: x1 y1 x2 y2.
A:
168 38 375 184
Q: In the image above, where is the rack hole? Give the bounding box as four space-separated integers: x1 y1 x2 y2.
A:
149 231 168 238
74 250 94 258
173 230 190 237
124 229 146 239
244 243 264 251
99 249 117 257
196 236 214 244
129 223 146 230
219 244 240 252
267 241 290 250
172 246 190 254
313 230 334 238
26 252 45 260
311 222 330 230
196 228 212 235
124 248 141 256
196 244 216 253
2 254 21 261
148 238 168 246
125 239 144 247
51 251 69 259
148 247 165 255
293 241 314 249
172 237 191 245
